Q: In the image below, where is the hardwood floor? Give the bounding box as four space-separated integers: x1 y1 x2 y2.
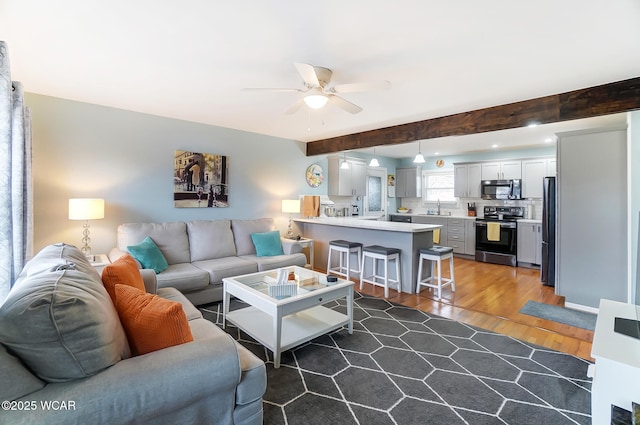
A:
354 256 594 361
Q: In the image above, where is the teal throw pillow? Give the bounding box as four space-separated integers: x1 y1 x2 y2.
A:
251 231 284 257
127 236 169 274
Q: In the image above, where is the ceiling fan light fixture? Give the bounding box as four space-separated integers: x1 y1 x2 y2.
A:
303 94 329 109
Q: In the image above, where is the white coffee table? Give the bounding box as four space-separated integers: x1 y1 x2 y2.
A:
223 266 354 368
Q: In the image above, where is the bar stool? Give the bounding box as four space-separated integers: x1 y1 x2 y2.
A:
416 246 455 300
360 245 401 298
327 240 362 281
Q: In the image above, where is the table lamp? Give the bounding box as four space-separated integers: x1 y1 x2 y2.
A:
281 199 300 238
68 198 105 255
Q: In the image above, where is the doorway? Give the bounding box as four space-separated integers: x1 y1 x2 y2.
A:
364 167 387 219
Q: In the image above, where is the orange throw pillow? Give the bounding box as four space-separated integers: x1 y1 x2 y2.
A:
114 284 193 356
102 254 146 303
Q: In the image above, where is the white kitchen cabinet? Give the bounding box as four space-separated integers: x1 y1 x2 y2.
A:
517 221 542 265
522 158 549 199
454 163 481 198
446 217 466 254
350 161 367 196
413 216 476 255
481 161 521 180
465 219 476 256
328 157 367 196
396 167 421 198
547 158 556 176
535 223 542 265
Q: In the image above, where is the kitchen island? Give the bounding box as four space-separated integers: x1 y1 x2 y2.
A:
292 218 442 294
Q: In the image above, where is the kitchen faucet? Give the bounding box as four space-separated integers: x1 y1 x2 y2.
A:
437 199 440 215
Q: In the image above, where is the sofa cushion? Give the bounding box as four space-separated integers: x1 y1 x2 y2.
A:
157 287 203 321
188 318 266 406
102 253 147 302
240 253 307 272
187 220 237 261
251 230 284 257
155 263 210 292
0 344 45 401
0 244 130 382
127 236 169 274
114 284 194 356
192 256 258 284
231 218 274 256
117 222 191 265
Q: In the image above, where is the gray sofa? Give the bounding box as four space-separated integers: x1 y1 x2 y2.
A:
109 218 307 306
0 243 266 425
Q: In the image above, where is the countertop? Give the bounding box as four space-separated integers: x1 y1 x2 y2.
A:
293 217 441 233
389 213 542 224
389 213 477 220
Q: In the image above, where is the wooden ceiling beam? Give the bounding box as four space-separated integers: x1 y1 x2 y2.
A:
305 76 640 156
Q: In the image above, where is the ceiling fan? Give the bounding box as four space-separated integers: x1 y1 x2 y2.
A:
242 63 391 114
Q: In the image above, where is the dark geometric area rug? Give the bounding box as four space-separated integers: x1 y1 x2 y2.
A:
200 292 593 425
519 300 597 331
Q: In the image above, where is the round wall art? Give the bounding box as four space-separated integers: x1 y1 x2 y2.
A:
305 164 324 188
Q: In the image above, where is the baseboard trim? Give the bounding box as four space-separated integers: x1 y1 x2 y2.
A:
565 301 599 315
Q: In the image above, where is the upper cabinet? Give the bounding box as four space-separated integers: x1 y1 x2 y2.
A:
522 157 555 199
328 157 367 196
454 163 481 198
396 167 422 198
481 160 522 180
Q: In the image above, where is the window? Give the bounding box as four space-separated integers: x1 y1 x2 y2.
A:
422 170 457 204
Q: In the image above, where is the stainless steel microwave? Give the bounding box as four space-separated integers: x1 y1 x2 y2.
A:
481 179 523 200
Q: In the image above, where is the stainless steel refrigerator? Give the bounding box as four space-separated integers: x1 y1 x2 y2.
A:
541 176 556 286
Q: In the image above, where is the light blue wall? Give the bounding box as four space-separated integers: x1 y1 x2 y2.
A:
27 93 329 254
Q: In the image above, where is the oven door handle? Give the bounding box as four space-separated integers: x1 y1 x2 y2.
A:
476 221 516 229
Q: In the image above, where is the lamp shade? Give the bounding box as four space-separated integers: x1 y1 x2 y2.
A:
281 199 300 214
68 198 105 220
413 152 426 163
303 94 329 109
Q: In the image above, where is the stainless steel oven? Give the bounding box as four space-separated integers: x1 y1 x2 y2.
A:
475 206 524 266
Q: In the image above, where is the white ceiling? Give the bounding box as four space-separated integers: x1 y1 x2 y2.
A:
2 1 639 158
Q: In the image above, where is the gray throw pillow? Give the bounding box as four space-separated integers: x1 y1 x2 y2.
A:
0 244 131 382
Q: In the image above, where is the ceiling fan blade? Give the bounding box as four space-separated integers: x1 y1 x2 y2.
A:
294 62 320 87
331 80 391 94
242 87 303 92
329 95 362 114
285 99 306 115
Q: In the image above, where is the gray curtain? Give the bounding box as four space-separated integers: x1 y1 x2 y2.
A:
0 41 33 303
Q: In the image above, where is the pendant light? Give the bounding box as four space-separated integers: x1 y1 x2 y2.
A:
413 140 425 164
369 147 380 167
340 152 350 169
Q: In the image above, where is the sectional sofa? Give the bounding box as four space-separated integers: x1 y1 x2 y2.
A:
109 218 307 305
0 243 266 425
